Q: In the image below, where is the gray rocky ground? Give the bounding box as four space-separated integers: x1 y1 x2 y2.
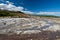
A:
0 18 60 34
0 18 60 40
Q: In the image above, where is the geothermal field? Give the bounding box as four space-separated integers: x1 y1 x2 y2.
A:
0 18 60 40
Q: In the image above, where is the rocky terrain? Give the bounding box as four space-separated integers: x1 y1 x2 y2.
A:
0 18 60 40
0 10 60 40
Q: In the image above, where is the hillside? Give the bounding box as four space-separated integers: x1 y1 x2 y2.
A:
0 10 31 18
32 14 60 18
0 10 60 18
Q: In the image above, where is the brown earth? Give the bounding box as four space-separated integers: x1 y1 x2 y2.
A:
0 31 60 40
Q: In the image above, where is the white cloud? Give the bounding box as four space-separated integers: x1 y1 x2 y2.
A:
22 11 60 16
22 11 34 14
0 0 34 14
0 2 60 16
0 0 35 14
37 12 55 15
21 11 60 16
6 1 10 3
6 1 14 4
35 12 60 16
0 2 24 11
0 0 60 16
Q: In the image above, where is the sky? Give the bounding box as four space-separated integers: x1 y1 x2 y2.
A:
0 0 60 16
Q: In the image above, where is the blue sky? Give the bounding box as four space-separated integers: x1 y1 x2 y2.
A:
4 0 60 12
0 0 60 16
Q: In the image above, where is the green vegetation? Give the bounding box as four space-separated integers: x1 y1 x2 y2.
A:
0 10 60 18
39 15 60 18
32 14 60 18
0 10 20 17
0 10 31 18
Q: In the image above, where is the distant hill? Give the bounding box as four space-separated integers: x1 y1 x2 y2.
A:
0 10 31 18
32 14 60 18
0 10 60 18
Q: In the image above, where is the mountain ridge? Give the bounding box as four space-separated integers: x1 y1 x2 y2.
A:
0 10 60 18
0 10 31 18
